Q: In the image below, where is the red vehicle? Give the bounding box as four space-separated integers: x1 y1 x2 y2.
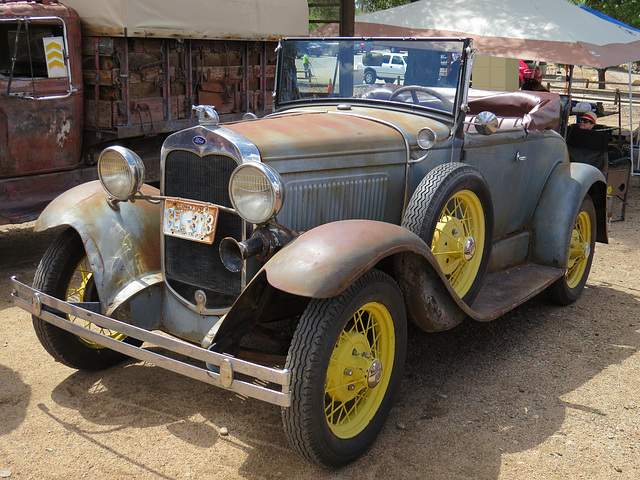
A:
519 60 543 84
0 0 307 225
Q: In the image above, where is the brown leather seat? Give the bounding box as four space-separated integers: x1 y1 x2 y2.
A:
466 90 562 133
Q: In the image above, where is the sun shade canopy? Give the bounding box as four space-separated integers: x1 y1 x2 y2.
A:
60 0 309 40
352 0 640 68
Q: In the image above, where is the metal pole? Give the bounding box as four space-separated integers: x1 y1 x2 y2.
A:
629 62 636 173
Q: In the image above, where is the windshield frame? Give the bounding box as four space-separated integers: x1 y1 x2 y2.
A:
274 36 473 119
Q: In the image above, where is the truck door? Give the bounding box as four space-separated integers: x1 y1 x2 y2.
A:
378 54 405 82
0 17 82 179
388 54 406 82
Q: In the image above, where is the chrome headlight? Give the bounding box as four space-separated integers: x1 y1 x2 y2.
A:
416 127 438 150
97 146 146 201
229 163 284 224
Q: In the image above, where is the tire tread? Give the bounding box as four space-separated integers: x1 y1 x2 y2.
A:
282 270 406 467
32 228 131 370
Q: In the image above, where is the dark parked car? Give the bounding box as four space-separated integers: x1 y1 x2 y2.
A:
12 37 607 468
297 40 323 57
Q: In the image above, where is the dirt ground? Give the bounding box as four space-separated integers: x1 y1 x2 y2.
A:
0 178 639 480
3 63 640 479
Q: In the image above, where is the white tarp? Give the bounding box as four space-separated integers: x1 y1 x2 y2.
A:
353 0 640 68
61 0 309 40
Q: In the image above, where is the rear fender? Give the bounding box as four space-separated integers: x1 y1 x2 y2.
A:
212 220 471 347
530 162 607 268
35 180 162 316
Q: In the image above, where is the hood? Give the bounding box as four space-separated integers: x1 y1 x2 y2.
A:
225 108 408 166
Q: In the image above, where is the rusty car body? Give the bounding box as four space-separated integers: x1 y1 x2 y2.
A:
11 37 607 467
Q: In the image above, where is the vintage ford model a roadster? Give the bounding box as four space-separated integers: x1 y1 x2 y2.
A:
11 37 608 467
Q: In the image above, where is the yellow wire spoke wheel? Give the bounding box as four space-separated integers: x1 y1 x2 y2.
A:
402 163 493 305
548 195 596 305
65 256 127 349
283 269 407 468
431 190 485 299
324 301 395 439
565 210 591 289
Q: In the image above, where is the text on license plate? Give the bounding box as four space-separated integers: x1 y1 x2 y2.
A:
163 198 219 244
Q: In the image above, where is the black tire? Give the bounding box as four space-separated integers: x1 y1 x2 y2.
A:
363 69 376 85
402 163 493 304
547 195 596 305
32 228 141 370
282 269 407 467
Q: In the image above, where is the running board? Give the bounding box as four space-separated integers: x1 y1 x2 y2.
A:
10 277 291 408
469 264 564 321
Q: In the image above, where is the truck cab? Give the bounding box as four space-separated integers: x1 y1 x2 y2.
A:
0 0 308 225
0 1 85 223
361 51 407 84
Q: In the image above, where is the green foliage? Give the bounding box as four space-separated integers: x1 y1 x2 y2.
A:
356 0 414 13
567 0 640 29
308 0 415 30
308 3 338 25
309 1 640 32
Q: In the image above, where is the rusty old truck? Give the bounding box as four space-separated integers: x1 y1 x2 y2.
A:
0 0 307 224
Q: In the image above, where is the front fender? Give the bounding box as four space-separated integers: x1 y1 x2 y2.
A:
263 219 432 298
531 161 607 268
36 180 161 315
211 220 471 347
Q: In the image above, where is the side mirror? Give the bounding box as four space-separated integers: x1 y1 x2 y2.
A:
474 111 499 135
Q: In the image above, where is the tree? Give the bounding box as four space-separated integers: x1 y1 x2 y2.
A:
567 1 640 87
308 0 415 31
356 0 414 13
567 0 640 30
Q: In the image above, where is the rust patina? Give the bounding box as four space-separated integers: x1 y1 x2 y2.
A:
36 181 161 313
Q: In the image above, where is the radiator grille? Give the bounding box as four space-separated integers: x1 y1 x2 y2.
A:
281 175 389 232
163 150 242 309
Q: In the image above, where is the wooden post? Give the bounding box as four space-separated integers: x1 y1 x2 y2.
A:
340 0 355 36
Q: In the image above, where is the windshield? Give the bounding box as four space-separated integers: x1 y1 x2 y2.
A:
275 38 469 116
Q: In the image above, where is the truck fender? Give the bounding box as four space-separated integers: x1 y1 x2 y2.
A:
211 220 471 348
35 180 162 317
530 162 607 269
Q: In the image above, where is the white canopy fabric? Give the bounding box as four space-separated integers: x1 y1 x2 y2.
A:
61 0 309 40
353 0 640 68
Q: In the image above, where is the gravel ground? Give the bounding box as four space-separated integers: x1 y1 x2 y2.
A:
1 179 640 479
2 66 640 477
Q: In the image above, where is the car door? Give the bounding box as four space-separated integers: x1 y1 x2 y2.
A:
462 130 563 238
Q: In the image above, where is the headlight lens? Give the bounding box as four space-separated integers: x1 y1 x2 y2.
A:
416 127 438 150
98 146 146 201
229 163 283 224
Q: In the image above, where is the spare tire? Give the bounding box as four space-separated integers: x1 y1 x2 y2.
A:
402 163 494 305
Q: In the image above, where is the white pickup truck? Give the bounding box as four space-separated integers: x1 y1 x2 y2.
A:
360 51 407 84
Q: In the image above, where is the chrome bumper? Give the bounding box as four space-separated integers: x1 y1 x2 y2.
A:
10 277 291 408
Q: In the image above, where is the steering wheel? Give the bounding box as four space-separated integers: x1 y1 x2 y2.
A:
389 85 453 110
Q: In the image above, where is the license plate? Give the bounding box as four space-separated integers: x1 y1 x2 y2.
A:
163 198 219 244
